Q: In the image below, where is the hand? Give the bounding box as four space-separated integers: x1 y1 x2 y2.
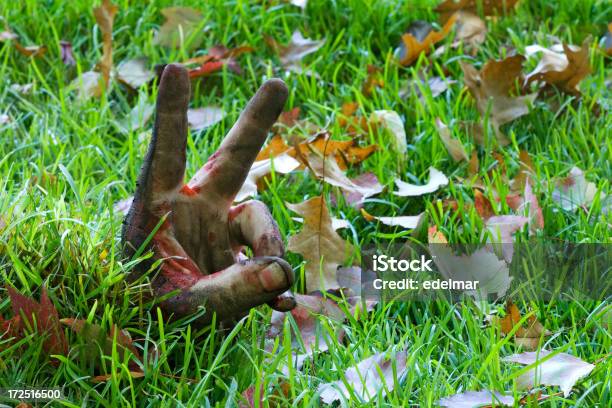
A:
122 64 295 326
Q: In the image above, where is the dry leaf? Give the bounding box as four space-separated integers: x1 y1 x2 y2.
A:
453 11 487 49
187 107 226 131
362 65 385 96
287 196 355 293
551 167 599 211
400 75 457 101
484 215 528 262
503 350 595 397
435 118 469 162
341 172 384 207
124 100 154 132
273 30 325 72
397 16 457 66
369 110 407 159
234 155 300 202
436 0 520 23
305 154 383 205
4 287 68 356
117 58 154 89
429 227 511 300
91 370 145 383
362 208 423 229
93 0 118 88
186 45 253 78
317 351 408 404
14 43 47 58
438 390 515 407
460 55 537 145
525 37 591 95
71 71 103 100
495 300 551 350
394 167 448 197
156 7 203 50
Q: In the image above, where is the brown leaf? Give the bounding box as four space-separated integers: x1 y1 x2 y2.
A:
93 0 118 89
186 45 253 78
397 16 457 66
453 11 487 49
460 55 536 145
436 0 520 23
474 190 495 219
362 65 384 96
91 371 145 383
271 30 325 72
14 43 47 58
317 350 408 404
156 7 203 50
435 118 469 162
526 37 592 96
495 300 551 350
287 196 356 293
5 287 68 356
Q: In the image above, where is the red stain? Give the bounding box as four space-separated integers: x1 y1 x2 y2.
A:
180 185 199 196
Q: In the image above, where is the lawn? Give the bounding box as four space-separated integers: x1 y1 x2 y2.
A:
0 0 610 406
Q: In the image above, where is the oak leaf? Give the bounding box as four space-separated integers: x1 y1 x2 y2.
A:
287 196 356 293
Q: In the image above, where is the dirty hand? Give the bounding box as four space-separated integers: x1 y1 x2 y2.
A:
122 64 295 326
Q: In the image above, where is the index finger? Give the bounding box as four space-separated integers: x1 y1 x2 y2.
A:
189 79 288 201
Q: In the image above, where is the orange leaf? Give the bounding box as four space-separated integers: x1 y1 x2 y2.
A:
93 0 118 88
435 0 520 23
398 15 457 66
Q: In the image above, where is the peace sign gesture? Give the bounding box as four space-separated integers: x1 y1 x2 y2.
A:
122 64 295 326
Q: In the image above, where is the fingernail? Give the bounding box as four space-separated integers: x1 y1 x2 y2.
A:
259 262 289 292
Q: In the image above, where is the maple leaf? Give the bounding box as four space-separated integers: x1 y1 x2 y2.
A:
287 196 356 293
268 30 325 73
397 16 457 66
116 58 154 89
438 390 515 407
525 37 592 96
4 287 68 356
394 167 449 197
435 118 469 162
317 350 408 404
435 0 520 23
494 300 551 350
156 7 204 50
460 55 537 145
503 350 595 397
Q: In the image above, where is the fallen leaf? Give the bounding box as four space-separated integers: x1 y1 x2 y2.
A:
124 100 154 132
525 37 592 96
71 71 103 100
113 196 133 215
187 107 226 131
60 40 76 66
518 180 544 231
362 65 385 96
438 390 515 407
305 154 383 205
341 172 383 207
93 0 118 88
317 350 407 404
61 318 141 363
435 118 469 162
484 215 528 262
290 0 308 8
156 7 204 50
287 196 356 293
429 227 511 300
474 190 495 219
452 11 487 50
397 17 457 66
394 167 449 197
292 216 349 231
400 75 457 101
552 167 599 211
369 110 407 159
495 300 551 350
14 43 47 58
234 154 300 202
503 350 595 397
117 58 154 89
460 55 537 145
362 208 423 229
186 45 253 78
5 287 68 356
436 0 520 23
272 30 325 72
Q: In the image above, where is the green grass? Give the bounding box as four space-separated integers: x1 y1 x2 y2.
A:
0 0 611 406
